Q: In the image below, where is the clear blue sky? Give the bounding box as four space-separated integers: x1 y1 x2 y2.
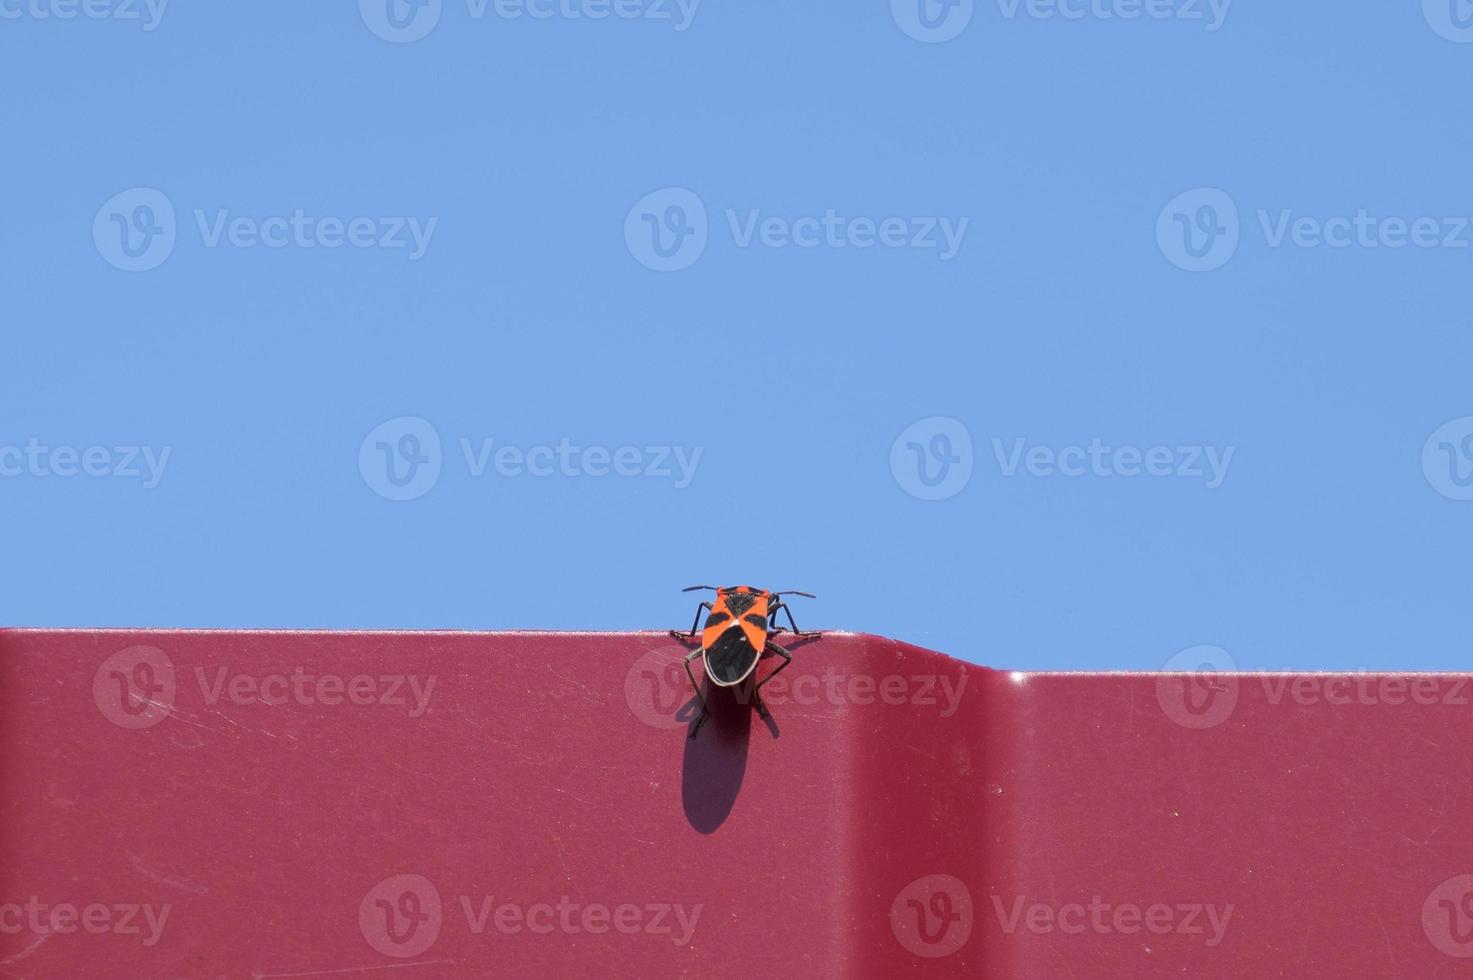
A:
4 2 1473 670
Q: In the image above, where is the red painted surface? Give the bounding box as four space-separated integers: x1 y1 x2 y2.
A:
2 629 1471 977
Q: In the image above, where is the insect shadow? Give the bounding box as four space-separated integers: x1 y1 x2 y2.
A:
679 636 820 834
680 675 760 834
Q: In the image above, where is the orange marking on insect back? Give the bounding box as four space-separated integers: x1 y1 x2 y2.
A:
701 589 771 652
739 592 770 651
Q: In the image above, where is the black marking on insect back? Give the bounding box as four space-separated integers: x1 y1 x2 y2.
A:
705 628 761 685
743 613 766 628
704 610 730 627
722 592 758 617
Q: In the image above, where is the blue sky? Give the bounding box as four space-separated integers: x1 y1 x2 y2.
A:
3 1 1473 670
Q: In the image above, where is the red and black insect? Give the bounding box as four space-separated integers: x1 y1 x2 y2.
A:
670 585 821 737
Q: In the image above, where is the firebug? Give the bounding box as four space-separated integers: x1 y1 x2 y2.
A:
669 585 821 737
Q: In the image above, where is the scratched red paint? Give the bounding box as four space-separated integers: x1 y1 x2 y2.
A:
2 629 1471 976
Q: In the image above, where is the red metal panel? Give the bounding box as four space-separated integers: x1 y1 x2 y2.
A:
2 630 1471 977
984 670 1473 977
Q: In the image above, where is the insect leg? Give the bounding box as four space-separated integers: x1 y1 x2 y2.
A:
684 647 711 738
670 602 713 641
769 601 822 640
752 640 794 720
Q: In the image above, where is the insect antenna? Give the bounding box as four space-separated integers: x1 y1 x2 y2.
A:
774 590 816 598
682 585 718 593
